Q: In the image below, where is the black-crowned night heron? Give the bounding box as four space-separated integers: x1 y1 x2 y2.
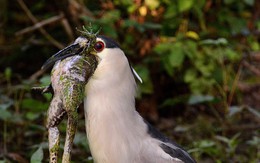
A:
43 34 196 163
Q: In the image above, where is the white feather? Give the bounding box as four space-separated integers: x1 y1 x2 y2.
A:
84 45 184 163
132 67 143 83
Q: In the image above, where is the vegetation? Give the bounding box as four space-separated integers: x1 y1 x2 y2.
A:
0 0 259 162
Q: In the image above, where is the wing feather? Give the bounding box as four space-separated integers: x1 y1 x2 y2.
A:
145 121 196 163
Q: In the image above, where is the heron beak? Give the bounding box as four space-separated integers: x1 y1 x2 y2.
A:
41 43 85 70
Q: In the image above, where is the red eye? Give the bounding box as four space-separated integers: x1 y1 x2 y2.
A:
94 41 105 52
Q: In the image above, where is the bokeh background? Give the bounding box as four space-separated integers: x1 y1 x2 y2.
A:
0 0 259 162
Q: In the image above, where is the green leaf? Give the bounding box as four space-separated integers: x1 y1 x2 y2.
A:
247 107 260 119
0 96 14 110
224 0 235 4
227 17 247 35
30 146 43 163
21 98 49 112
160 95 189 108
74 132 90 150
197 140 215 148
4 67 12 81
26 112 41 121
155 41 184 75
228 106 243 117
168 43 185 68
250 41 260 51
145 0 160 9
164 5 178 18
225 48 240 61
215 135 230 144
102 25 118 38
101 10 120 22
0 109 12 121
127 4 138 13
200 38 228 46
191 140 219 156
247 136 260 146
243 0 254 6
39 75 51 86
153 42 172 54
257 20 260 30
162 57 175 76
143 22 162 30
115 0 133 6
43 93 52 101
229 133 241 149
178 0 194 12
123 19 145 32
183 40 198 59
188 94 214 105
123 19 137 28
134 66 153 94
184 69 197 83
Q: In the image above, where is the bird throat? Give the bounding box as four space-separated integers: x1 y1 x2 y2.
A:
83 67 146 163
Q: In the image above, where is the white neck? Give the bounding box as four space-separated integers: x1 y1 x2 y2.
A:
84 49 147 163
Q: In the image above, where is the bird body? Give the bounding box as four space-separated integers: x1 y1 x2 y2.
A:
84 48 147 162
84 37 195 163
42 32 196 163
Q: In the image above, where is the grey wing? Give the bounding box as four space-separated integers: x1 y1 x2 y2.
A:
160 142 196 163
145 121 196 163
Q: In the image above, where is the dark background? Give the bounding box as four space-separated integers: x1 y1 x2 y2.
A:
0 0 259 162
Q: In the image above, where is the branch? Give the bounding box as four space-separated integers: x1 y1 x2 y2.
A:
60 15 74 42
242 60 260 76
29 69 46 81
15 13 64 36
16 0 64 49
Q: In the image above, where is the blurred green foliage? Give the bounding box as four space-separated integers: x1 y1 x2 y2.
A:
0 0 259 162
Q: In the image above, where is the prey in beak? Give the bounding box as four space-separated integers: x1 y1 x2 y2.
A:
41 36 90 70
38 29 98 163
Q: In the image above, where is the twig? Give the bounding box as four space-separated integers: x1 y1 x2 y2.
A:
228 63 242 106
29 69 46 81
237 82 260 92
17 0 64 49
250 52 260 62
60 14 74 42
222 124 260 132
69 0 94 18
15 13 64 36
242 60 260 76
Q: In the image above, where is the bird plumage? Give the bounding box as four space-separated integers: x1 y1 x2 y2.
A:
84 36 196 163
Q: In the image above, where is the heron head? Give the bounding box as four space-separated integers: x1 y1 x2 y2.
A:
41 27 142 83
41 27 120 70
